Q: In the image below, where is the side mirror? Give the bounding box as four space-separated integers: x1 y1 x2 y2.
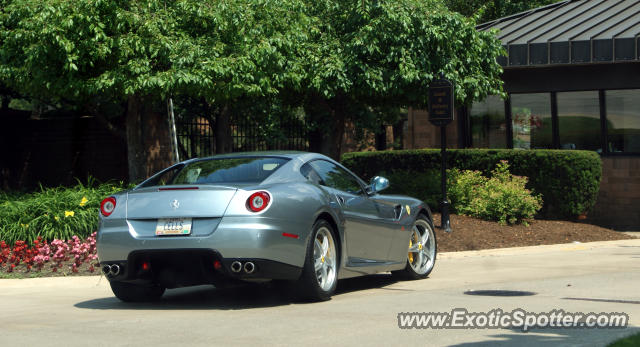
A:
369 176 389 194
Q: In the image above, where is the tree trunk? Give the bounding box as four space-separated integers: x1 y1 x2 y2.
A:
215 105 232 154
126 95 173 183
375 124 387 150
326 99 346 160
306 94 346 160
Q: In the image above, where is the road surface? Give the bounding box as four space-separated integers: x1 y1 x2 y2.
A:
1 239 639 346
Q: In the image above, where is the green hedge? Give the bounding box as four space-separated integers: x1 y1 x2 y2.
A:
342 149 602 219
0 180 132 245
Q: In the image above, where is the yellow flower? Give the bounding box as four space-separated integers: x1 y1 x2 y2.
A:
79 197 89 207
54 216 60 221
64 211 75 218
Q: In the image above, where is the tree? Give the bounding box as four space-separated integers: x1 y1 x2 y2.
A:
299 0 505 158
166 0 310 154
445 0 560 23
0 0 310 181
1 0 506 169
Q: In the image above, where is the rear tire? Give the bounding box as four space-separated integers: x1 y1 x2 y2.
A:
392 214 437 280
296 219 339 301
109 281 165 302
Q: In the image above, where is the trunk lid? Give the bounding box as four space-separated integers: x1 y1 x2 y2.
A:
126 185 238 219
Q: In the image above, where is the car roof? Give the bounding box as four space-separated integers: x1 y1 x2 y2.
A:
182 151 330 163
142 151 367 189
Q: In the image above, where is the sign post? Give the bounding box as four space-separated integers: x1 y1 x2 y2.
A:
428 78 454 233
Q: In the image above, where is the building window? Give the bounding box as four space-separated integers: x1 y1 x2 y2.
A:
511 93 552 149
470 95 507 148
605 90 640 153
557 91 601 151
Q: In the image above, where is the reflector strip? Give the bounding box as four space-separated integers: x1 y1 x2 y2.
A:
282 232 299 239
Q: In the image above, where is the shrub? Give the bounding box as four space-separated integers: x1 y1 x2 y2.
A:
447 169 485 212
0 179 132 245
342 149 602 219
448 161 542 225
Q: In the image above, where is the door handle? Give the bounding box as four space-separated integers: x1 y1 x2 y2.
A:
336 195 345 205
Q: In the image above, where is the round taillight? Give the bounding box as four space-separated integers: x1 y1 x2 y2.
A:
100 197 116 217
247 191 271 212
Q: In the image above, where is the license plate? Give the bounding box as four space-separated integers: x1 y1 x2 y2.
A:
156 218 192 236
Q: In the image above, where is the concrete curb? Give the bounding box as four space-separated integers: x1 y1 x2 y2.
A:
439 238 640 259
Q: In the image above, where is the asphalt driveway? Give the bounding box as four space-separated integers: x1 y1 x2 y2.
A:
1 239 639 346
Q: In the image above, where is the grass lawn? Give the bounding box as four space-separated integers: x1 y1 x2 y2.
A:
609 332 640 347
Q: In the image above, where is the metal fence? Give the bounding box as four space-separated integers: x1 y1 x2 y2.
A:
175 114 309 159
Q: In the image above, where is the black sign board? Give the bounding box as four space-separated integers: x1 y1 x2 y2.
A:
428 79 454 126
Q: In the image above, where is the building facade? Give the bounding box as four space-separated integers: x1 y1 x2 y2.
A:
405 0 640 229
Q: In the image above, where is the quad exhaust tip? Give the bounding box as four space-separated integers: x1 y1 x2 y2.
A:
230 261 242 273
102 264 121 277
230 261 256 274
244 262 255 274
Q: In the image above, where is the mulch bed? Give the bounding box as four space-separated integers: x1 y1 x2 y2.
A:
432 213 633 252
0 262 100 278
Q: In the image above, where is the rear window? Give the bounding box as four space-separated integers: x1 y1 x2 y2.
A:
143 157 289 187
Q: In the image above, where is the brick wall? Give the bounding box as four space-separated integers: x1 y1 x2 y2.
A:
405 107 460 149
589 157 640 230
404 108 639 230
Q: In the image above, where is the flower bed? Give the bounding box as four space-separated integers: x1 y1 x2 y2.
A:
0 233 98 275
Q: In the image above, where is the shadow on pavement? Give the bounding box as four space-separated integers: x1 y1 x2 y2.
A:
449 326 640 347
74 273 399 310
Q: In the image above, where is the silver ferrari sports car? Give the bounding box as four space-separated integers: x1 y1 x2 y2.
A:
98 151 437 301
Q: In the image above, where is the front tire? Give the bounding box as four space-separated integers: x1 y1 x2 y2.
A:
297 219 339 301
392 214 437 280
109 281 165 302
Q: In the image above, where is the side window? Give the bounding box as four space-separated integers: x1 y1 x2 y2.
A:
300 163 323 185
139 165 184 188
308 160 363 195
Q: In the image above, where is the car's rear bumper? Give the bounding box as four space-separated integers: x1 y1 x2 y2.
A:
97 215 309 284
100 249 302 288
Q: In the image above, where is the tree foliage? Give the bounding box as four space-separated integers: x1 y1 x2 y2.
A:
1 0 506 172
300 0 505 157
0 0 310 180
0 0 309 104
445 0 560 24
303 0 504 105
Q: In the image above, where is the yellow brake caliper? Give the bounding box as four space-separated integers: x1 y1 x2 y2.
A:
408 236 414 263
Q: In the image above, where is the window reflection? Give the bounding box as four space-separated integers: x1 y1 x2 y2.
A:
511 93 552 149
557 91 601 151
308 160 363 195
606 90 640 153
470 95 507 148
